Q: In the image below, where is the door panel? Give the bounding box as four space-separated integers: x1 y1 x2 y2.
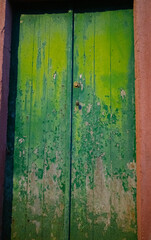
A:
71 10 136 240
5 8 136 240
11 13 72 240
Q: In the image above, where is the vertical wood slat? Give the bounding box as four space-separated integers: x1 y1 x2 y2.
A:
110 10 136 240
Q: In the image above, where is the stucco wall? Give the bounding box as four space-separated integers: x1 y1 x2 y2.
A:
0 0 151 239
134 0 151 239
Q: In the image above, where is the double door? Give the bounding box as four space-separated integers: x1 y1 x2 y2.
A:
8 9 136 240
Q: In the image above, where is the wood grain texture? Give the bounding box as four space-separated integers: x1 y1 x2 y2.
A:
11 13 72 240
70 10 136 240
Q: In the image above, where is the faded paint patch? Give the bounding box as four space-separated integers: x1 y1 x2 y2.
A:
18 138 25 144
19 176 27 191
85 121 89 126
127 160 136 171
121 89 126 99
86 157 111 230
80 82 84 91
111 174 136 233
86 157 136 233
27 164 43 216
73 157 136 233
87 104 92 113
43 162 64 217
32 220 41 234
53 72 57 80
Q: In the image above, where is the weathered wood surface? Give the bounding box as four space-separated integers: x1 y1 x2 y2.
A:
5 9 136 240
71 10 136 240
11 13 72 239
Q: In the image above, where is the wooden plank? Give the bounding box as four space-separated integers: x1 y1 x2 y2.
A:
109 10 136 240
71 9 136 240
71 13 95 240
70 12 111 240
11 12 72 240
11 15 35 239
93 11 111 240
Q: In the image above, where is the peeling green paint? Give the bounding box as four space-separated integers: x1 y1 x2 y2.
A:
5 8 136 240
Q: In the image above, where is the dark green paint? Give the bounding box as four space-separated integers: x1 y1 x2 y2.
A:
5 8 136 240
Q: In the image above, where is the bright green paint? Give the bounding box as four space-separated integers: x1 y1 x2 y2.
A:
7 8 136 240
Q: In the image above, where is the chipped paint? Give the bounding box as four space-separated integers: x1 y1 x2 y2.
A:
18 138 25 144
53 72 57 80
32 221 41 234
87 104 92 113
80 82 84 91
121 89 126 99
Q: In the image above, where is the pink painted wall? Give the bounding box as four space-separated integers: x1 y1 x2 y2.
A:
0 0 151 239
134 0 151 239
0 0 12 237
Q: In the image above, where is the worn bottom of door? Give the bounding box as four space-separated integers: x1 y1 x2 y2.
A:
3 8 136 240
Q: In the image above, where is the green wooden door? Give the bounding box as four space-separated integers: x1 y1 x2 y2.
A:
7 8 136 240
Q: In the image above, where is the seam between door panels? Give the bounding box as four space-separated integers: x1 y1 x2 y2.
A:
68 9 74 240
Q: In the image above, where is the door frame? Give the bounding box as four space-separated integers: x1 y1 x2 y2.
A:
0 0 151 239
